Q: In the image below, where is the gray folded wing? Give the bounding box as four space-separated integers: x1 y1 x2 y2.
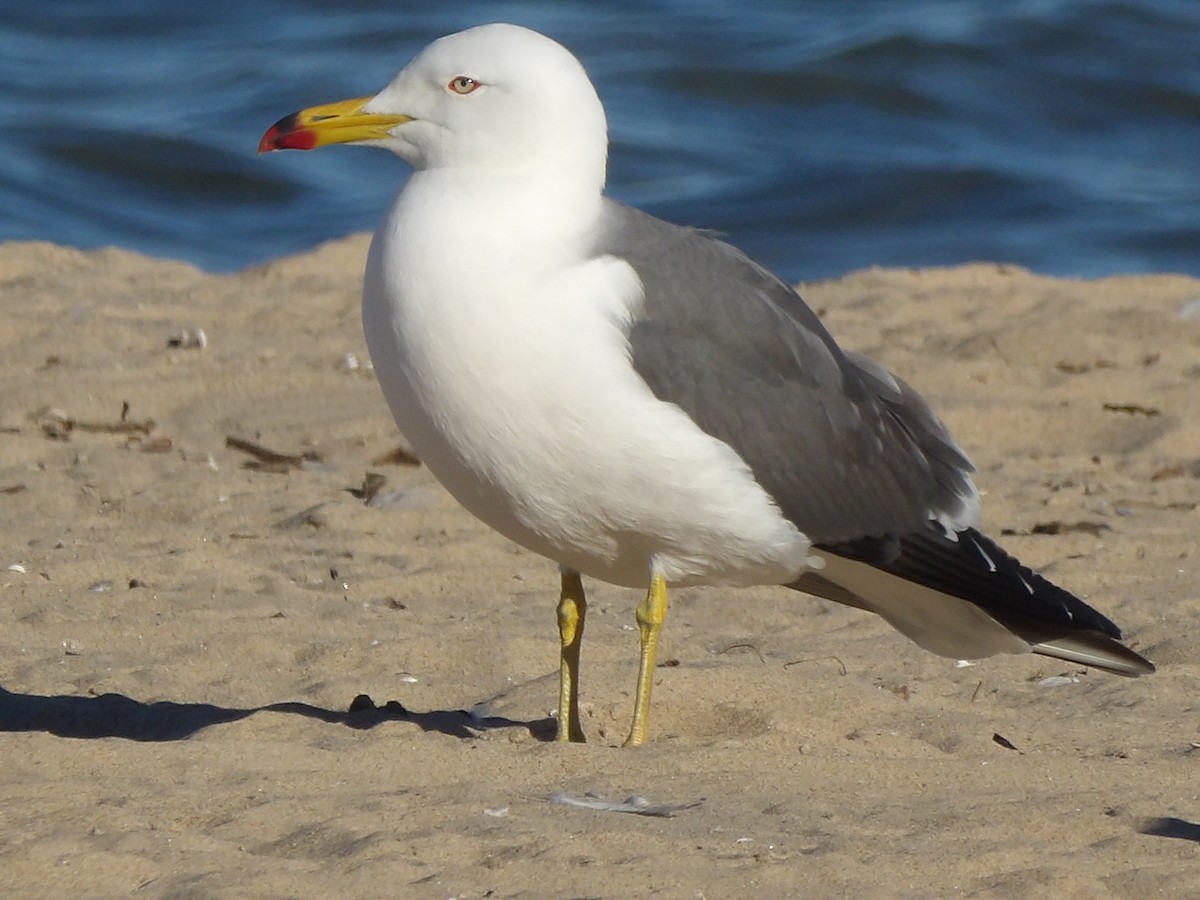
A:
596 199 977 544
594 200 1152 676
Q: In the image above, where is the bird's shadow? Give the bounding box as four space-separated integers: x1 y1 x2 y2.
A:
1138 816 1200 844
0 685 556 743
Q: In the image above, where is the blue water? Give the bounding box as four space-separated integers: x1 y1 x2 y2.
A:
1 1 1197 283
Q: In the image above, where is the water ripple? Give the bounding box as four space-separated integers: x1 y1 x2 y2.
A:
0 0 1197 281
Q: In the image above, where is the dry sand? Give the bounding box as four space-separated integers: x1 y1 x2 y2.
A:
1 238 1198 897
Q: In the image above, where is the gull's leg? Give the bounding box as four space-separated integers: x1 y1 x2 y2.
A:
624 573 669 748
556 569 587 742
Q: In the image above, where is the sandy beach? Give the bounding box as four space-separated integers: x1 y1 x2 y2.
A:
1 238 1197 897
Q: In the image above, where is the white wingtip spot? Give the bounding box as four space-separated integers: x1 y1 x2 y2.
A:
970 537 997 573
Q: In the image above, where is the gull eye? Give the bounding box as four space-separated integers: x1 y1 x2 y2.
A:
448 75 480 95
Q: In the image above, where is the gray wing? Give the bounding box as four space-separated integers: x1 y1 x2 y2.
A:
594 202 1153 678
595 200 975 544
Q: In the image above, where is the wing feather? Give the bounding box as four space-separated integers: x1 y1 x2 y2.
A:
597 200 975 543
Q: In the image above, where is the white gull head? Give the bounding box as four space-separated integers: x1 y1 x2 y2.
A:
363 24 608 189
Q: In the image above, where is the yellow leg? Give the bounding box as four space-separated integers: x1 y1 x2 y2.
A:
624 573 670 748
555 570 587 743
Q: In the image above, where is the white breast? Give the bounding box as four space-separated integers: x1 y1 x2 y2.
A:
362 173 814 589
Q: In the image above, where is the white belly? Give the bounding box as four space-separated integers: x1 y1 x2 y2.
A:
361 185 814 589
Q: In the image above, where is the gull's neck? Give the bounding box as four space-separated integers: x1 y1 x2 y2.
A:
391 166 605 268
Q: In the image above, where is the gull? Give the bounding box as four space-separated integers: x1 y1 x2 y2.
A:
259 23 1153 746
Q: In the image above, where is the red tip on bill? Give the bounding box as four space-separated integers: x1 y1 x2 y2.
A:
258 114 317 154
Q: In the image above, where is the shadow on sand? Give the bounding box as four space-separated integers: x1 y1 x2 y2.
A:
0 685 555 742
1138 816 1200 844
